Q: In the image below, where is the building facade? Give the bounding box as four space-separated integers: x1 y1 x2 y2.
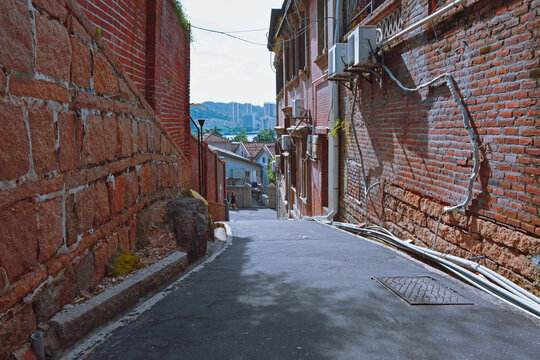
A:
269 0 539 293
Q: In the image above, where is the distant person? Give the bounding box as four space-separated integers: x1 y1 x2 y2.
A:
231 191 237 209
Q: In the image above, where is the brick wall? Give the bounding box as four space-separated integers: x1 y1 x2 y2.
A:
0 0 189 356
339 0 539 292
77 0 191 156
189 135 227 205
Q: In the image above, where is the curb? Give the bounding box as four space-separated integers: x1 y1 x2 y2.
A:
50 252 188 349
60 224 234 359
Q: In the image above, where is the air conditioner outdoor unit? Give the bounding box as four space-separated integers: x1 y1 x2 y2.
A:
281 135 292 151
306 135 313 154
328 43 348 79
273 155 281 171
347 25 378 67
311 135 319 159
292 98 304 118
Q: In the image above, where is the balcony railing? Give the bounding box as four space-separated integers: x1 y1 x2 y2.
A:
344 0 385 32
344 0 403 43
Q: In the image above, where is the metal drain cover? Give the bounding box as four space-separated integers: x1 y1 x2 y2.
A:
373 276 474 305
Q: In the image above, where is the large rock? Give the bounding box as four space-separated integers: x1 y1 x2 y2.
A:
165 198 212 263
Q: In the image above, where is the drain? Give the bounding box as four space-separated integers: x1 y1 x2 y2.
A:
373 276 474 305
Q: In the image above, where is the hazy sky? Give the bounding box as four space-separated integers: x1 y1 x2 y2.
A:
182 0 284 106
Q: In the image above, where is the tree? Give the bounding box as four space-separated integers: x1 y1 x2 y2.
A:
205 126 223 137
253 129 276 142
267 158 276 184
232 130 248 142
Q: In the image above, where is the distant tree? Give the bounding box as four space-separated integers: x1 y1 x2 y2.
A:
253 129 276 142
267 158 276 184
232 130 248 142
205 126 223 137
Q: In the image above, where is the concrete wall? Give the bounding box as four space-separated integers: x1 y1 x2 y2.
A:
338 0 540 293
0 0 189 356
228 185 253 208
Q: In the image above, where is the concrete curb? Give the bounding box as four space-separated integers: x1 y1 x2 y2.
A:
50 252 188 349
61 224 234 359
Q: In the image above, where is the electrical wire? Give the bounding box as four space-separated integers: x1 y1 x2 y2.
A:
190 24 267 46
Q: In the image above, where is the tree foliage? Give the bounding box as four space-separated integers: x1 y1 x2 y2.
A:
267 158 276 184
205 126 223 137
253 129 276 142
232 130 248 142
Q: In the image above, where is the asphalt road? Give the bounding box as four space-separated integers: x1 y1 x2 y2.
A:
86 208 540 359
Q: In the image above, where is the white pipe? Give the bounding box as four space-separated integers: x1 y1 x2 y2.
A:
326 0 342 222
327 221 540 317
382 0 468 46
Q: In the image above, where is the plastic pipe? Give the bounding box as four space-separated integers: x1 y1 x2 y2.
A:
31 331 45 360
326 0 342 222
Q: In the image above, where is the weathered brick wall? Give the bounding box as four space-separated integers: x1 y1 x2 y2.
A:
76 0 148 93
189 134 227 204
339 0 539 292
77 0 191 156
0 0 189 356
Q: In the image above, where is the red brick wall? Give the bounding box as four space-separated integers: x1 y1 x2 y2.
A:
339 0 539 292
76 0 148 92
189 135 226 203
0 0 189 356
77 0 191 156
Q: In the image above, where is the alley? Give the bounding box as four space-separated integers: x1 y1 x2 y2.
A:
84 209 540 359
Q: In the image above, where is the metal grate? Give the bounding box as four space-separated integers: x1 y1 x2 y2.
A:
373 276 474 305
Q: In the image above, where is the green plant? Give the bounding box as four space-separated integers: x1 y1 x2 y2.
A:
267 158 276 185
329 117 347 138
174 1 192 40
232 130 248 142
253 129 276 142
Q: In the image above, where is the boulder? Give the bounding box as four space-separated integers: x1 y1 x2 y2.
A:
165 198 213 263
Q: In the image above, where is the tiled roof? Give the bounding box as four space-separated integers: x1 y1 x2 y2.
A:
203 133 232 144
242 142 275 160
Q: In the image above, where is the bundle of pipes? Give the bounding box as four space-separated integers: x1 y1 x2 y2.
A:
325 220 540 318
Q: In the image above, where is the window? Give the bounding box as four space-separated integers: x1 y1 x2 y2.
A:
276 59 284 94
317 0 328 55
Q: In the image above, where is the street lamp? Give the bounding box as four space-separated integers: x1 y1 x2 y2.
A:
198 119 206 198
190 117 206 196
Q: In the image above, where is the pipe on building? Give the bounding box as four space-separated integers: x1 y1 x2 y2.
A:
326 0 343 222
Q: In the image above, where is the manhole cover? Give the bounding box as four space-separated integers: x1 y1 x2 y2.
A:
373 276 474 305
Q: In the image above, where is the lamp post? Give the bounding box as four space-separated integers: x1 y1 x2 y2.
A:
198 119 206 197
190 117 203 195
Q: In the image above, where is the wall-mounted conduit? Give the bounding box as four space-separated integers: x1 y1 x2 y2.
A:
381 65 480 250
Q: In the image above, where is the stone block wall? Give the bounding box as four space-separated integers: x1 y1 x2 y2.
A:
339 0 539 292
0 0 189 356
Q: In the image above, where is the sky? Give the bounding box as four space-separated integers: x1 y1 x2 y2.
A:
182 0 284 106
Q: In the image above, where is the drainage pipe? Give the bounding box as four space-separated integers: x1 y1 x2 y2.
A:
31 331 45 360
381 65 480 250
327 221 540 316
326 0 342 222
381 0 468 47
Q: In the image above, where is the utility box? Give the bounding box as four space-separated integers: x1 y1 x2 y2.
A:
347 25 378 66
311 135 319 159
328 43 348 79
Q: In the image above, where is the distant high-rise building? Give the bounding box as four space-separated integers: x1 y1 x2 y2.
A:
231 102 241 124
242 114 254 128
264 102 275 118
244 103 253 115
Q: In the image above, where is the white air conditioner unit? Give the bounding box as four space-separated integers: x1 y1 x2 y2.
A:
328 43 348 79
311 135 319 159
281 135 292 151
272 155 281 171
347 25 378 67
292 98 304 118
